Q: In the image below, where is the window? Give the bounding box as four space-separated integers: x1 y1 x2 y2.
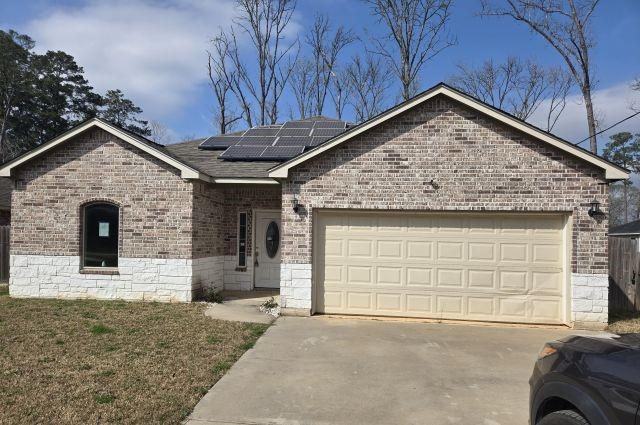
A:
83 203 119 268
237 212 247 267
265 221 280 258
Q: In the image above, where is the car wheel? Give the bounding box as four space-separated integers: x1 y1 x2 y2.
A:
537 409 589 425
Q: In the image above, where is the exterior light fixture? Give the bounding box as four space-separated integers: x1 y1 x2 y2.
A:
588 199 605 219
291 194 300 213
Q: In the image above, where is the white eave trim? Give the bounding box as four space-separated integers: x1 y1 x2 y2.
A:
213 178 279 185
268 86 630 180
0 119 207 181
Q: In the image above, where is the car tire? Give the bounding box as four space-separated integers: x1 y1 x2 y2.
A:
537 409 589 425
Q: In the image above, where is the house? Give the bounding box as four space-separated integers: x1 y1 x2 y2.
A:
0 178 12 225
608 219 640 238
0 83 629 329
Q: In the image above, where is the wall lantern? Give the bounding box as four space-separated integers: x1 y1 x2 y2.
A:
291 194 300 213
588 199 605 219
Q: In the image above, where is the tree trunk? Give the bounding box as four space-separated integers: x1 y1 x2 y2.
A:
582 79 598 154
624 182 629 223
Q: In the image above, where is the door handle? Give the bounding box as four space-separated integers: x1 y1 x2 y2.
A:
255 250 259 267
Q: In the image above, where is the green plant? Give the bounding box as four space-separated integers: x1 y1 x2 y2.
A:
199 289 224 303
212 361 231 374
90 324 113 335
260 297 278 310
94 393 115 404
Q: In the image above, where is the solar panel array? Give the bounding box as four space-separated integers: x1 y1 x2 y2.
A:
200 117 351 161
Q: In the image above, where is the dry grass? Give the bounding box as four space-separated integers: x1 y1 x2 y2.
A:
0 294 269 424
608 310 640 334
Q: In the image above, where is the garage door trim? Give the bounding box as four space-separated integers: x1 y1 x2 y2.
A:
312 209 571 325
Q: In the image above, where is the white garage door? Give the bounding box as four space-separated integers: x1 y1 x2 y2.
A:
315 211 567 324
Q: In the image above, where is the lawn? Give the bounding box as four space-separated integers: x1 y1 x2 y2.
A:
608 310 640 334
0 292 268 424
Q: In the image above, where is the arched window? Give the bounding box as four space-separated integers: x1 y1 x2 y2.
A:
83 203 119 268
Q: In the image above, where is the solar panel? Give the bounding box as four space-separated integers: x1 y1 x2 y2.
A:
244 128 280 137
219 145 266 160
200 135 242 150
282 120 314 129
236 136 276 146
261 146 305 160
313 120 346 129
310 136 329 146
200 117 351 161
277 128 312 137
275 137 310 146
312 128 344 138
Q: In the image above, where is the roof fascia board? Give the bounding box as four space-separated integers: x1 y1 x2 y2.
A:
213 178 279 185
0 119 209 181
268 86 629 180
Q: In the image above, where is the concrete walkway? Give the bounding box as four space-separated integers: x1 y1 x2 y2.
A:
187 316 602 425
204 290 279 324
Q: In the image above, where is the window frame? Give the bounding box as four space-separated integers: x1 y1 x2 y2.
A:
81 201 120 271
237 211 248 268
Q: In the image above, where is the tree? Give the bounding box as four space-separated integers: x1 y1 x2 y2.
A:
289 58 315 119
449 57 572 129
602 132 640 223
306 14 356 116
365 0 455 101
149 120 170 144
208 33 242 134
345 53 391 122
230 0 299 125
329 67 353 120
481 0 602 154
609 184 640 228
0 30 35 161
99 90 150 136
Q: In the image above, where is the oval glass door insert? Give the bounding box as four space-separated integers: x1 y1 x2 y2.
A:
265 221 280 258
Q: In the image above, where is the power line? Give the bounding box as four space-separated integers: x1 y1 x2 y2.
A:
574 110 640 146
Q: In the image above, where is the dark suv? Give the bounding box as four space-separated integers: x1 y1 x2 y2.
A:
530 335 640 425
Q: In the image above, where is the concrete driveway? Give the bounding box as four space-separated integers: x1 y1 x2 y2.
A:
187 317 593 425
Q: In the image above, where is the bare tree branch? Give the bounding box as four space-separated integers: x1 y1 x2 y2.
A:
208 32 243 134
449 57 573 130
234 0 298 125
365 0 455 101
306 14 356 116
345 53 392 122
289 58 315 119
480 0 601 153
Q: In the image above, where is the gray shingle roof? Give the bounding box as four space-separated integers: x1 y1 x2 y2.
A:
164 140 280 179
609 219 640 236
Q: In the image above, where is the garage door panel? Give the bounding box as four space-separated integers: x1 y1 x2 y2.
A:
376 266 403 285
467 297 495 316
377 240 403 258
468 242 496 261
407 267 432 286
348 240 373 257
317 212 566 324
437 296 464 314
347 266 372 284
407 241 433 260
468 269 495 289
347 292 372 310
437 269 465 288
438 241 464 260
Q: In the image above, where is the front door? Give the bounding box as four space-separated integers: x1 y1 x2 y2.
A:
254 211 281 288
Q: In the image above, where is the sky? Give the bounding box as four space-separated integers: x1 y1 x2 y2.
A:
1 0 639 150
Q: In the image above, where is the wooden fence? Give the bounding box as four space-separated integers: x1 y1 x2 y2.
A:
609 236 640 312
0 226 8 282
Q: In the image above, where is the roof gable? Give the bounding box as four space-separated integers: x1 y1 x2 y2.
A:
268 83 629 180
0 119 206 181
